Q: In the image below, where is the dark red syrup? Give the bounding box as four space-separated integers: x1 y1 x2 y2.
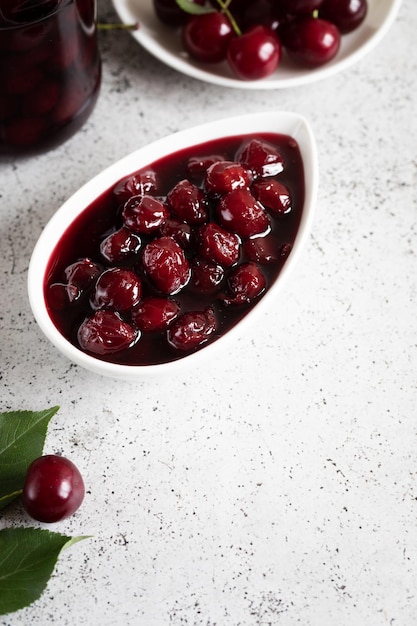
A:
44 132 305 365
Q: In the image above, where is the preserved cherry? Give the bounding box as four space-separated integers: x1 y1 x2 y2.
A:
78 310 138 355
142 236 191 294
167 307 217 351
90 267 142 312
217 189 270 239
132 296 180 331
44 132 305 365
222 262 267 305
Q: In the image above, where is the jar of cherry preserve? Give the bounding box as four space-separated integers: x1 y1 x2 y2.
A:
0 0 101 155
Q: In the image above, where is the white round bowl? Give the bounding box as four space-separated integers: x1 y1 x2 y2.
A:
28 111 318 380
112 0 402 90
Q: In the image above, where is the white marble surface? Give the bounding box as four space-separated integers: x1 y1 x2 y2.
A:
1 1 416 624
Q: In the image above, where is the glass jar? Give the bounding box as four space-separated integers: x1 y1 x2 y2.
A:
0 0 101 155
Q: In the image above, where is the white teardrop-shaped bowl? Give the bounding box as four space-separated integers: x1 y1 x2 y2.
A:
28 111 318 380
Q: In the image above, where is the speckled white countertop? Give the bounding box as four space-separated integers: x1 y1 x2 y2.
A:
1 1 416 624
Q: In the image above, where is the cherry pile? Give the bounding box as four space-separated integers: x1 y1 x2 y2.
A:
45 132 305 366
152 0 368 80
0 0 101 154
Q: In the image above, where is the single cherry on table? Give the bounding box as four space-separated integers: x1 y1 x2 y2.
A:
22 455 85 523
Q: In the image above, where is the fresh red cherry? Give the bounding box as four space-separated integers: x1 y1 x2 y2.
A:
167 179 208 225
22 455 85 523
78 310 138 355
90 268 142 312
280 0 324 14
319 0 367 34
182 11 234 63
206 0 249 21
282 17 341 67
227 25 281 80
153 0 205 26
142 236 191 294
217 188 270 239
167 307 216 351
238 0 286 31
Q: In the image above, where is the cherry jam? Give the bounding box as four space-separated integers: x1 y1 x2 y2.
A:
0 0 101 155
44 133 305 365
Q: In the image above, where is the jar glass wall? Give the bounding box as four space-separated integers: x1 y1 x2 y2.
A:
0 0 101 156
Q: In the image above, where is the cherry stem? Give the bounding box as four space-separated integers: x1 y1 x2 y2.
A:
0 489 23 504
215 0 241 36
97 22 139 31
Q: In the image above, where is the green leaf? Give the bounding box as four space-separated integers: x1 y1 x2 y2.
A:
175 0 215 15
0 407 60 509
0 528 89 615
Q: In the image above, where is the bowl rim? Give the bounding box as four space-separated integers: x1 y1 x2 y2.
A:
28 110 319 380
